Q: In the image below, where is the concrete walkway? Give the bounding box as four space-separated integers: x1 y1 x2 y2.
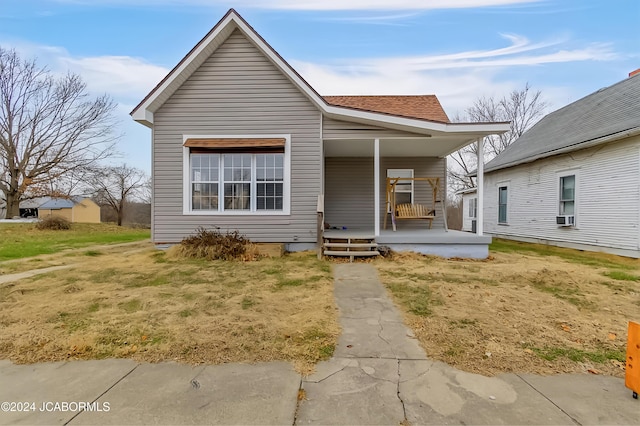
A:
0 263 637 425
295 264 637 425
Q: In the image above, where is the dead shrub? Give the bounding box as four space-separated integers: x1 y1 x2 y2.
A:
172 227 259 261
36 216 71 230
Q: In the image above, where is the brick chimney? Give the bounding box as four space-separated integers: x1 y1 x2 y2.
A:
630 68 640 78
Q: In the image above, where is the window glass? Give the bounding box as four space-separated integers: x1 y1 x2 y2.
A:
560 175 576 215
191 154 219 210
190 152 283 212
498 186 508 223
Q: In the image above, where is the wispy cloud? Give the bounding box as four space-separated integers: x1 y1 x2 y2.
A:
53 0 542 11
0 40 168 101
291 34 616 112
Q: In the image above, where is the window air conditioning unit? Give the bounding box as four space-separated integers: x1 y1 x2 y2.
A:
556 215 575 226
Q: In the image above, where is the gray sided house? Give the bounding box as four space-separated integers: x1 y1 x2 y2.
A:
131 9 508 258
483 73 640 258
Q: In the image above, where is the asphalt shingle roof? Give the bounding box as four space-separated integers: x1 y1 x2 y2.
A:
485 74 640 173
323 95 450 123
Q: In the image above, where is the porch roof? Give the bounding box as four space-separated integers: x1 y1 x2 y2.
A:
323 132 500 158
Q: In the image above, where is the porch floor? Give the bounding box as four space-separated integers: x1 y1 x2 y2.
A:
322 228 491 259
323 228 491 245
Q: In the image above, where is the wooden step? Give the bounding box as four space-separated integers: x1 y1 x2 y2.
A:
324 250 380 257
323 242 378 248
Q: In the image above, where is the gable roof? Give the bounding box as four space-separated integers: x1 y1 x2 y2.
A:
323 95 450 123
485 74 640 173
131 8 508 146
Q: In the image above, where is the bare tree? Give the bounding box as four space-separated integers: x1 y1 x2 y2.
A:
0 48 117 217
89 164 147 226
448 83 548 191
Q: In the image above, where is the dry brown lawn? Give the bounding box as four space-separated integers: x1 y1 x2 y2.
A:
0 245 339 374
374 242 639 378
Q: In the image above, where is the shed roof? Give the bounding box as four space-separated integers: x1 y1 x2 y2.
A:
323 95 450 123
485 74 640 173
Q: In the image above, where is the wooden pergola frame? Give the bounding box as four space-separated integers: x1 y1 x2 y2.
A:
384 177 441 231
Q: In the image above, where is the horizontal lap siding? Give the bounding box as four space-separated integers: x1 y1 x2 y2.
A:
153 30 321 243
324 157 445 231
380 158 446 230
323 117 426 139
483 136 640 251
324 158 374 230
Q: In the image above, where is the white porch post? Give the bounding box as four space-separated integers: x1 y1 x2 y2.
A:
374 138 380 237
477 137 484 236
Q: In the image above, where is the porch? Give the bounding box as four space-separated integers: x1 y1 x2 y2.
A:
323 228 492 259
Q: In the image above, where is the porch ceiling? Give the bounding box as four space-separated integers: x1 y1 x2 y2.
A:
323 135 480 158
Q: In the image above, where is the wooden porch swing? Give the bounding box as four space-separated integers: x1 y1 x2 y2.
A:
384 177 440 231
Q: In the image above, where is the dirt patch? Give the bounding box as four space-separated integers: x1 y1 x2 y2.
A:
0 249 338 375
374 248 639 377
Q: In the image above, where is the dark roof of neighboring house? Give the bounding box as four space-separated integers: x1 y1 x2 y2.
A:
485 74 640 173
323 95 450 123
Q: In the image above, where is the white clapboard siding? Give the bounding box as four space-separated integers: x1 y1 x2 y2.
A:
483 135 640 255
152 29 321 243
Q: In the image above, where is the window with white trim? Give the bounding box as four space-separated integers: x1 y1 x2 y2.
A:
189 151 285 213
498 186 508 224
468 197 477 219
559 174 575 215
184 136 289 214
387 169 414 208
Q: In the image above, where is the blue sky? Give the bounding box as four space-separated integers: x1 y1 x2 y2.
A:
1 0 638 174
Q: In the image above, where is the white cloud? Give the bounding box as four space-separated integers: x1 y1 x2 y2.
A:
2 40 168 102
292 35 616 113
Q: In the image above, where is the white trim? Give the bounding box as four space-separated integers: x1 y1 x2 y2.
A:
556 168 580 228
374 138 380 237
182 134 291 216
131 10 509 139
477 138 484 236
497 181 509 225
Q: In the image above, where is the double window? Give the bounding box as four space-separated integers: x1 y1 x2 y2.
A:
498 186 508 224
184 136 289 214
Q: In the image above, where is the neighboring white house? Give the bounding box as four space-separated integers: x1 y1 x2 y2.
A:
458 188 478 233
482 72 640 258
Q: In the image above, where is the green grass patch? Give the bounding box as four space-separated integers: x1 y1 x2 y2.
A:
119 299 142 313
603 270 640 281
178 309 193 318
530 346 625 363
529 277 593 309
84 250 103 257
490 239 637 270
275 278 304 288
0 223 149 261
386 281 440 316
241 296 256 309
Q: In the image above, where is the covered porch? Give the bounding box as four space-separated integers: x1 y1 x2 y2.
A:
318 115 508 259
